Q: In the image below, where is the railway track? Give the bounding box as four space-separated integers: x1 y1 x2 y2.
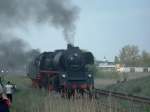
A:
92 89 150 112
94 89 150 104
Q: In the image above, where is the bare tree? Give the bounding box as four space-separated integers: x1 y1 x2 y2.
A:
114 56 120 64
119 45 140 67
141 51 150 67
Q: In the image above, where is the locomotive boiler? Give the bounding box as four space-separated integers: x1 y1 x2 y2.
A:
27 44 94 95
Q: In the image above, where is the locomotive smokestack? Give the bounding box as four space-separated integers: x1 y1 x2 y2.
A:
67 44 74 49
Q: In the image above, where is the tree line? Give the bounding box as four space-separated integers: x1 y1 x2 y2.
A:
115 45 150 67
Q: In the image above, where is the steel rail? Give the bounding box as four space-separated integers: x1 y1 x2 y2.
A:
94 89 150 105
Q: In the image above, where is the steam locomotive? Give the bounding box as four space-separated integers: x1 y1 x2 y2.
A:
27 44 94 96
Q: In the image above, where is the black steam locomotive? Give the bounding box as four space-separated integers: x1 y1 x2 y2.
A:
27 44 94 95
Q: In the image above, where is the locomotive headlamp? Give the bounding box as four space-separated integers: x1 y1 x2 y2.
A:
88 74 92 78
1 70 4 73
62 74 66 78
74 53 78 56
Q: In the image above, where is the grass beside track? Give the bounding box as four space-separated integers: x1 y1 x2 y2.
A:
4 75 47 112
3 75 102 112
106 75 150 98
3 75 150 112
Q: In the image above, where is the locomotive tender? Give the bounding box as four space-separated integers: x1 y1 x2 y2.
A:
27 44 94 95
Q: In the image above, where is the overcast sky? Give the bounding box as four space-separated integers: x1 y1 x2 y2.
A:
15 0 150 61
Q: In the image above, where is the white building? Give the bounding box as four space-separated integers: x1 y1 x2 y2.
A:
97 57 116 71
97 58 150 72
117 67 150 73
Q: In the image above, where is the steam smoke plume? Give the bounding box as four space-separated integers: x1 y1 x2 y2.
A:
0 0 79 44
0 0 78 74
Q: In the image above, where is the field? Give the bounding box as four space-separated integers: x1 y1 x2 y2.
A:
95 71 150 89
3 72 150 112
3 75 106 112
106 75 150 97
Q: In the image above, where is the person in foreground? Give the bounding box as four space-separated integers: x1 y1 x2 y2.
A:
5 81 14 103
0 85 11 112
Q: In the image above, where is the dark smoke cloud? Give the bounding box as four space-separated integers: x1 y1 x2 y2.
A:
0 35 28 72
0 0 78 74
0 34 40 74
0 0 79 44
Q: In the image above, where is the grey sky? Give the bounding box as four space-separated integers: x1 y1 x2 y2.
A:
14 0 150 61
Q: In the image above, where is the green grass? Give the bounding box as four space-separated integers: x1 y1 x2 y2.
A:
106 75 150 97
96 70 119 79
3 75 150 112
3 75 102 112
3 75 47 112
